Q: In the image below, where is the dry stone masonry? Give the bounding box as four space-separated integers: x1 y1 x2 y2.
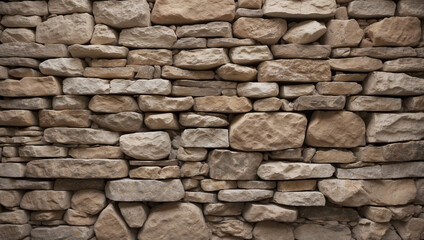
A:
0 0 423 239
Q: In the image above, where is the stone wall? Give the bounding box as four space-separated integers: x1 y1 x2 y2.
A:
0 0 423 239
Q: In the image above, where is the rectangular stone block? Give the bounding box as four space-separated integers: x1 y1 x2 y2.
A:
0 43 68 58
258 162 335 180
273 191 326 206
44 128 120 145
0 178 53 190
0 77 62 97
336 162 424 179
181 128 229 148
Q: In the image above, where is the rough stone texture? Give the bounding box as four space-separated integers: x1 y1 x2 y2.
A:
208 150 262 180
233 17 287 44
91 112 143 132
120 132 171 160
397 0 424 18
181 128 229 148
284 20 326 44
39 58 85 77
257 162 335 180
69 45 128 59
218 189 274 202
365 17 422 46
337 162 424 179
243 203 297 222
363 71 424 96
174 48 230 70
94 204 134 240
329 57 383 72
0 76 62 97
194 96 252 113
48 0 91 14
20 190 71 210
383 57 424 72
72 189 106 215
93 0 150 28
44 128 119 145
347 0 396 18
31 226 93 240
230 46 273 64
119 26 177 48
322 19 363 47
346 96 402 112
39 109 90 128
263 0 337 18
89 95 138 113
253 222 294 240
272 44 331 59
293 95 346 111
258 60 331 82
138 95 194 112
294 224 351 240
0 110 38 127
0 43 69 58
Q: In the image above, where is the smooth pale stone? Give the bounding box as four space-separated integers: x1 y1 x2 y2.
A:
1 16 42 28
179 112 228 128
278 180 317 192
177 147 208 161
253 97 283 111
257 162 335 180
93 0 150 28
138 95 194 112
293 95 346 110
382 58 424 72
367 113 424 143
200 179 237 191
0 224 31 240
243 203 297 222
128 49 172 65
229 46 273 64
316 82 362 95
194 96 252 113
95 204 134 240
393 218 424 240
119 26 177 48
272 44 331 59
39 109 91 128
346 96 402 111
36 13 94 44
8 68 42 78
207 38 256 48
89 95 138 113
294 224 351 240
68 44 128 58
0 163 26 177
91 24 118 45
19 146 67 158
176 22 232 38
0 190 23 207
83 67 133 79
216 63 257 81
299 206 359 221
0 43 69 58
0 1 48 15
337 162 424 179
162 66 214 80
318 179 416 207
0 57 40 68
63 78 110 95
39 58 85 77
151 0 235 24
361 206 392 223
120 132 171 160
106 179 184 202
119 202 149 228
258 59 331 82
0 210 29 224
233 17 287 44
44 128 119 145
365 17 421 47
397 0 424 18
139 203 208 240
92 112 143 132
363 72 424 96
218 189 273 202
350 47 417 59
20 190 71 210
26 159 128 179
347 0 395 18
174 48 229 70
283 20 326 44
172 37 207 49
110 79 171 95
0 110 37 127
322 19 363 47
237 82 279 98
181 128 229 148
329 57 383 72
1 28 35 43
0 178 53 190
204 203 243 216
0 76 61 97
253 222 294 240
280 84 315 99
208 150 262 180
69 146 123 159
404 96 424 111
263 0 336 18
274 191 325 206
48 0 91 14
145 113 179 130
230 113 307 151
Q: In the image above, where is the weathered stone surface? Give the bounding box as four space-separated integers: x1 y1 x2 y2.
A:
233 17 286 44
20 190 71 210
367 113 424 143
363 72 424 96
181 128 229 148
280 85 315 99
306 111 365 148
272 44 331 59
329 57 383 72
243 203 297 222
36 13 94 44
31 226 93 240
274 192 326 206
0 76 61 97
0 190 23 208
207 38 256 48
0 224 31 240
319 179 417 207
173 37 207 49
230 112 307 151
258 60 331 82
48 0 91 14
91 24 118 45
337 162 424 179
177 22 232 38
83 67 134 79
209 218 253 239
63 78 110 95
204 203 243 216
350 47 417 59
69 44 128 58
253 97 283 111
0 210 29 224
128 49 172 65
347 0 395 18
200 179 236 192
39 110 90 128
179 113 228 128
253 222 294 240
352 219 390 240
19 145 67 158
365 17 421 47
278 180 316 192
0 163 26 177
1 16 42 28
138 95 193 112
44 128 119 145
1 28 35 43
119 26 177 48
283 20 326 44
105 179 185 202
64 209 97 226
393 218 424 240
294 224 351 240
130 165 180 179
382 58 424 72
312 149 356 164
216 64 257 81
177 148 207 162
54 179 105 191
194 96 252 113
92 112 143 132
174 48 229 70
397 0 424 18
316 82 362 95
208 150 262 180
0 1 48 15
361 206 393 223
89 95 138 113
0 43 69 58
322 19 363 47
218 189 273 202
237 82 279 98
95 204 134 240
139 203 208 240
69 147 122 160
110 79 171 95
404 96 424 111
39 58 85 77
0 57 40 68
293 95 346 111
299 206 359 221
71 189 106 215
258 162 335 180
230 46 273 64
119 202 149 228
145 113 178 130
8 68 42 78
0 178 53 190
120 132 171 160
263 0 336 18
347 96 402 111
184 191 216 203
152 0 235 24
0 110 37 127
93 0 150 28
162 66 214 80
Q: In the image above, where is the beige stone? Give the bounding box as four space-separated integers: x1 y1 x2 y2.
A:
119 202 149 228
258 162 335 180
397 0 424 18
312 149 356 164
207 38 256 48
272 44 331 59
1 16 42 28
322 19 363 47
218 189 273 202
120 132 171 160
253 222 294 240
93 0 150 28
39 110 90 128
363 71 424 96
230 112 307 151
393 218 424 240
92 112 143 132
128 49 172 65
0 163 26 177
204 203 243 216
243 203 297 222
161 66 214 80
294 224 351 240
20 190 71 210
1 28 35 43
69 44 128 58
283 20 326 44
253 97 283 111
64 209 96 226
181 162 208 177
382 58 424 72
130 166 180 179
209 218 253 239
144 113 178 130
229 46 273 64
90 24 118 45
151 0 235 24
176 22 232 38
181 128 229 148
83 67 134 79
69 146 123 159
39 58 85 77
31 226 93 240
274 191 326 206
347 96 401 112
365 17 421 47
95 204 134 240
48 0 90 14
0 42 69 58
361 206 393 223
0 110 37 127
329 57 383 72
0 76 61 97
352 219 390 240
63 78 110 95
216 63 257 81
179 112 228 128
110 79 171 95
350 46 417 59
237 82 279 98
89 95 138 113
0 1 48 15
177 147 207 162
0 190 23 208
316 82 362 95
347 0 395 18
44 127 119 145
208 150 262 180
8 68 42 78
200 179 236 192
19 146 67 158
404 96 424 111
71 189 106 215
119 26 177 48
278 180 317 192
233 17 286 44
263 0 336 18
138 95 194 112
0 224 31 240
0 209 29 224
280 84 315 99
174 48 229 70
194 96 252 113
172 37 207 49
0 178 53 190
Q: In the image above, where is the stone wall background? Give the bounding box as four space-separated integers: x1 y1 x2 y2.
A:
0 0 424 239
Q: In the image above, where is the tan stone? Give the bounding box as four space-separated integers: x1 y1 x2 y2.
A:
69 146 123 159
280 84 315 99
151 0 235 24
229 46 273 64
39 110 90 128
0 190 23 208
382 58 424 72
145 113 178 130
258 162 335 180
329 57 383 72
404 96 424 111
138 95 194 112
218 189 273 202
31 226 93 240
130 166 180 179
83 67 133 79
120 132 171 160
0 178 53 190
233 17 287 44
119 26 177 48
209 219 253 239
92 112 143 132
316 82 362 95
69 44 128 58
365 17 421 47
207 38 256 48
44 127 119 145
1 16 41 28
181 128 229 148
243 203 297 222
208 150 262 180
278 180 317 192
174 48 229 70
237 82 279 98
294 95 345 110
90 24 118 45
0 42 69 58
263 0 336 18
347 96 401 112
0 209 29 224
63 78 110 95
361 206 392 223
200 179 236 192
20 190 71 210
110 79 171 95
89 95 138 113
119 202 149 228
1 28 35 43
95 204 134 240
253 222 294 240
230 112 307 151
0 1 48 15
162 66 214 80
283 20 326 44
272 44 331 59
347 0 395 18
253 97 283 111
0 110 37 127
216 63 257 81
0 76 61 97
48 0 91 14
312 149 356 164
179 112 228 128
274 191 326 206
350 46 417 59
39 58 85 77
322 19 363 47
393 218 424 240
363 71 424 96
72 189 106 215
64 209 96 226
194 96 252 113
128 49 172 65
180 162 208 177
294 224 351 240
0 224 31 240
204 203 243 216
176 22 232 38
397 0 424 18
19 146 67 158
93 0 150 28
306 111 365 148
0 163 26 177
8 68 42 78
352 219 390 240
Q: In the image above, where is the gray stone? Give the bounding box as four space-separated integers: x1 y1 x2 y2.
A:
176 22 232 38
347 0 396 18
0 1 48 15
93 0 150 28
382 58 424 72
329 57 383 72
0 163 26 178
0 178 53 190
204 203 243 216
299 206 359 221
63 78 110 95
337 162 424 179
19 146 67 158
272 44 331 59
0 224 31 240
293 95 346 111
208 150 262 180
0 43 69 58
110 79 171 95
294 224 351 240
253 222 294 240
397 0 424 18
1 16 42 28
258 162 335 180
120 132 171 160
346 96 402 111
119 202 149 228
218 189 274 202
